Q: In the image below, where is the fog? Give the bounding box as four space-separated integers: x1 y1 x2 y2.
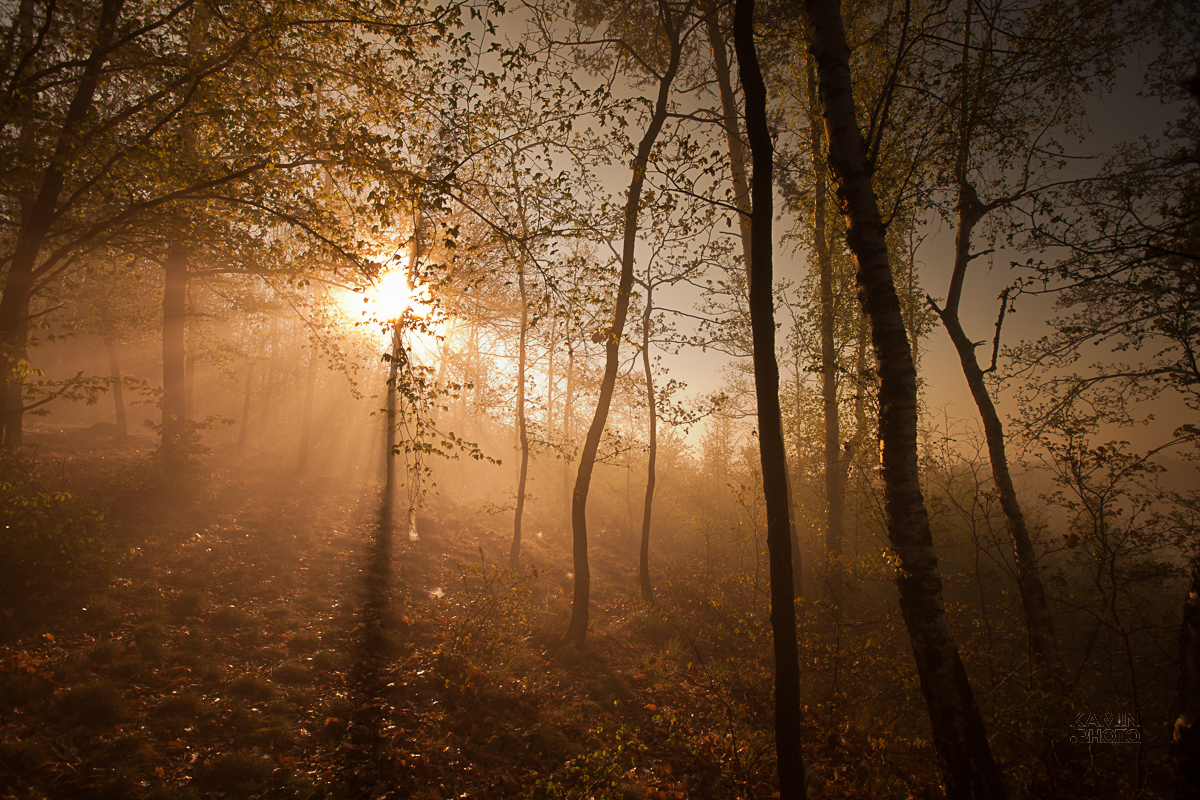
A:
2 1 1198 799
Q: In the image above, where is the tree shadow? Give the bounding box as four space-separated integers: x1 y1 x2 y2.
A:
336 506 412 799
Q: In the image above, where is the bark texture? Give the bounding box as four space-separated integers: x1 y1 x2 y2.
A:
803 0 1005 797
733 1 805 797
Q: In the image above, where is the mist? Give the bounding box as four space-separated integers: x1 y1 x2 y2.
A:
2 1 1198 799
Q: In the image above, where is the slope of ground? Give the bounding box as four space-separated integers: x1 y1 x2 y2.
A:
0 433 790 800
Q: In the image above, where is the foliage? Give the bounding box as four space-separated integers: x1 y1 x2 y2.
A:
0 451 116 614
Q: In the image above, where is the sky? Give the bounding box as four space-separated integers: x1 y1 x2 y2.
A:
652 50 1195 459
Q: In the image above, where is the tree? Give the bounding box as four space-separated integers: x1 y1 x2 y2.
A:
734 0 805 796
919 0 1138 674
802 0 1005 796
562 0 694 646
0 0 462 458
631 195 711 603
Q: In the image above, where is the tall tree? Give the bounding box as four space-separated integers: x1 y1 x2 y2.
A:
802 0 1005 796
922 0 1133 673
733 0 805 796
807 54 845 601
563 0 692 646
0 0 458 452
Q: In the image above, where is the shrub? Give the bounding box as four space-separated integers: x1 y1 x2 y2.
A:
0 451 120 614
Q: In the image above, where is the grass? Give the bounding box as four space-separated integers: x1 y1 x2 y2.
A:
227 673 276 702
60 679 127 727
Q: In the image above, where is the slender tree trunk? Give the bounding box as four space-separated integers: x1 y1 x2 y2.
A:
933 217 1057 672
709 2 804 600
704 0 752 268
1172 79 1200 800
432 315 456 427
565 7 684 646
562 342 575 532
162 242 188 468
297 345 319 473
2 304 28 448
546 311 557 436
237 361 255 457
929 4 1057 673
384 212 421 527
103 332 128 440
639 282 657 604
262 316 280 429
184 349 196 424
511 252 531 569
808 56 844 602
734 2 806 797
803 1 1004 797
383 323 401 523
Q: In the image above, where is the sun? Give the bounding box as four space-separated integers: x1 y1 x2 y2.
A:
370 266 416 322
335 256 442 350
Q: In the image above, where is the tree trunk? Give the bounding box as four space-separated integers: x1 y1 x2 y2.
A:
184 349 196 424
809 56 844 602
933 208 1058 672
237 361 255 457
162 242 188 469
103 333 128 440
546 312 557 437
562 342 575 533
733 2 806 797
564 6 685 646
511 252 531 569
2 303 28 449
297 344 319 474
639 282 657 604
262 316 280 429
929 2 1057 674
383 324 401 523
704 0 753 269
709 1 804 600
803 1 1005 797
0 0 124 449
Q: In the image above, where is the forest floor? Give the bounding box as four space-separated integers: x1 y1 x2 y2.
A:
0 428 813 800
